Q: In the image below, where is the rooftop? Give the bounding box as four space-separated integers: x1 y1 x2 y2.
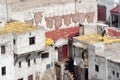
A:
96 43 120 63
74 34 120 45
0 22 40 35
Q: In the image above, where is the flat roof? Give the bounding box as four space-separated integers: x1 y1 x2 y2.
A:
0 22 41 35
96 43 120 63
74 34 120 45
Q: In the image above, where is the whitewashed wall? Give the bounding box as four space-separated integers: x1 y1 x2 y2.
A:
88 43 105 80
0 33 14 80
9 1 97 31
14 29 45 54
107 60 120 80
14 47 56 80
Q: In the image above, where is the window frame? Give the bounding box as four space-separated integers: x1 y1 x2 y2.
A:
95 64 99 72
29 37 35 45
1 66 6 76
1 45 5 54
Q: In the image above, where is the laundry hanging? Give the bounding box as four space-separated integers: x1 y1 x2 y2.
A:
34 12 42 25
54 16 62 29
45 17 54 28
71 13 79 23
78 13 86 23
24 19 34 25
63 14 71 26
86 12 95 23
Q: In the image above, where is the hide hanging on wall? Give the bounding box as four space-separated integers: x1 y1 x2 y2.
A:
86 12 95 23
63 14 71 26
78 13 86 23
71 13 79 23
45 17 54 28
54 16 62 29
34 12 42 25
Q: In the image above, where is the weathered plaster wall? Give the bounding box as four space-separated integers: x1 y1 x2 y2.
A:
14 29 45 54
107 60 120 80
14 46 56 80
0 0 97 31
88 43 105 80
0 33 14 80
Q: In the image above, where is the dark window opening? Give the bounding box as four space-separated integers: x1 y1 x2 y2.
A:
34 59 36 63
117 72 119 78
95 64 99 72
18 78 23 80
13 39 16 44
1 66 6 75
41 52 49 58
1 45 5 54
19 62 21 68
113 71 115 75
29 37 35 45
28 59 30 67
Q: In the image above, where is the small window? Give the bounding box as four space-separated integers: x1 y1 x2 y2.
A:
19 62 21 68
117 72 119 77
41 53 49 58
18 78 23 80
1 66 6 75
28 59 30 67
13 39 16 44
1 45 5 54
29 37 35 45
113 71 115 75
95 64 99 72
34 59 36 63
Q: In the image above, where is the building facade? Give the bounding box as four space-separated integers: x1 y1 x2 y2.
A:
0 22 57 80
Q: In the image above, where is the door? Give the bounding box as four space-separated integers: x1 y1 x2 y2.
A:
62 45 68 59
98 5 106 22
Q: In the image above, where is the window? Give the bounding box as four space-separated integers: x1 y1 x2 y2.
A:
113 71 115 75
1 45 5 54
41 53 49 58
117 72 119 78
34 59 36 63
19 62 21 68
13 39 16 44
29 37 35 45
95 65 99 72
18 78 23 80
1 66 6 75
28 59 30 67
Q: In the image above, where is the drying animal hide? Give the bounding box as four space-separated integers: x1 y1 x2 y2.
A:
86 12 95 23
71 13 79 23
45 17 54 28
54 16 62 29
34 12 42 25
78 13 86 23
24 19 34 25
63 15 71 26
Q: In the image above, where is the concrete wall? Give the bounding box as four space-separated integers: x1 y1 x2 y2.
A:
14 29 45 54
0 0 97 31
0 33 14 80
14 46 56 80
107 60 120 80
88 43 105 80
